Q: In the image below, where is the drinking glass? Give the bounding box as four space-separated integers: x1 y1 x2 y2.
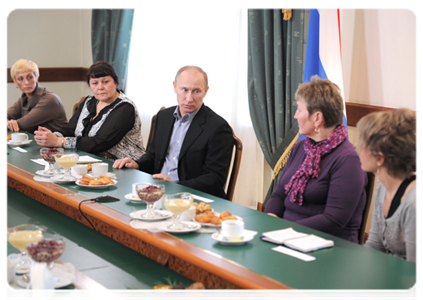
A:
135 183 165 218
40 148 64 176
54 153 79 181
7 224 44 274
163 193 194 230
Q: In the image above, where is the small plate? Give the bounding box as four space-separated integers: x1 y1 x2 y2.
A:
75 179 117 189
211 232 255 245
50 175 77 184
35 170 55 178
156 221 201 234
7 140 32 147
125 193 144 203
130 209 173 221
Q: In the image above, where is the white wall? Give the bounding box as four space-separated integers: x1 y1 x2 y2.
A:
7 9 93 119
341 9 416 110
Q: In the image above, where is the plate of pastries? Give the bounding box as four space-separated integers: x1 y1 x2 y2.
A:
75 174 117 189
193 202 241 228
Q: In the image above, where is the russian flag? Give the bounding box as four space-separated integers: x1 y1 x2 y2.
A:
300 9 348 140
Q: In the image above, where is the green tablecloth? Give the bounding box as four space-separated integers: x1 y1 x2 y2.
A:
7 131 416 289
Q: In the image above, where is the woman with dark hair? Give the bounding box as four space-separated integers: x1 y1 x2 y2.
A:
265 75 367 243
35 61 145 161
356 109 416 262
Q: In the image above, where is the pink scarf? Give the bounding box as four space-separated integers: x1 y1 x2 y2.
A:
284 124 348 205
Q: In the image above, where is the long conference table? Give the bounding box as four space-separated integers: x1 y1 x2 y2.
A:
6 132 416 294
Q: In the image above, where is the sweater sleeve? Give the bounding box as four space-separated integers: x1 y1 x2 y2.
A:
78 103 135 153
57 101 135 153
16 94 60 129
295 153 367 234
364 184 386 252
7 98 23 120
264 143 302 216
401 189 416 262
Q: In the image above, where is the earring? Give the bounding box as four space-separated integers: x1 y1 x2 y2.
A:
314 127 320 133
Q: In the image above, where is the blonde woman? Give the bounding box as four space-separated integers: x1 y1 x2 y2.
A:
356 109 416 263
7 59 68 133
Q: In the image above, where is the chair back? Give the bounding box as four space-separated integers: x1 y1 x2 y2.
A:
358 172 376 244
146 107 165 151
224 131 243 201
73 96 87 115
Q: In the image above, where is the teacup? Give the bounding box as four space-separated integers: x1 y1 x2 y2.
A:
180 205 196 221
11 133 28 143
92 163 108 177
4 258 15 285
72 164 88 176
221 219 244 240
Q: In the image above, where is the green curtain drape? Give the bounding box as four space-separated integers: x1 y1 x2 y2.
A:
247 9 306 206
91 9 134 91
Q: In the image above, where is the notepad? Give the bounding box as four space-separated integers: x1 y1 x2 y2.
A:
261 227 334 253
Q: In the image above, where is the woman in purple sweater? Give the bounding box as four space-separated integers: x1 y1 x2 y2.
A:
265 76 367 243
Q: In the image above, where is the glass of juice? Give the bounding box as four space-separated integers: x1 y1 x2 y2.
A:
135 183 165 218
163 193 193 230
7 224 44 274
54 153 79 181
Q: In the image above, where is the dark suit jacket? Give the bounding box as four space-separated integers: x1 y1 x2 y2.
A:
135 104 233 199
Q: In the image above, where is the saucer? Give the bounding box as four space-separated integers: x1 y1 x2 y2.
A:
156 221 201 234
211 231 255 245
129 209 173 221
50 175 78 184
7 139 32 147
16 265 75 289
35 170 55 177
125 193 144 203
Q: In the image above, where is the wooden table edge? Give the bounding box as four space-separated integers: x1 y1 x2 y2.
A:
7 164 290 289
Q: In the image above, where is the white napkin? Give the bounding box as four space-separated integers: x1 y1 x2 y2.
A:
13 147 28 153
31 159 50 173
78 155 101 163
193 194 214 203
30 262 57 289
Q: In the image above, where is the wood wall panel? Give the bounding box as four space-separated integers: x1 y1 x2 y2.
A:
7 67 89 82
7 67 396 126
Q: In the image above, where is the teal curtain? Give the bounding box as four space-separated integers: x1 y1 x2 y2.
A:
91 9 134 90
247 9 306 206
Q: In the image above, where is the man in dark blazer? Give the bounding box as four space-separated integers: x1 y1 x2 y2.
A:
113 66 233 199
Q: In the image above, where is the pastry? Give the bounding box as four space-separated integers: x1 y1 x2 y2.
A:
97 175 114 185
89 180 103 186
82 175 94 182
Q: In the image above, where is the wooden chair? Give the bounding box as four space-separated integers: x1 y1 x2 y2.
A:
358 172 376 245
73 96 87 115
146 106 165 152
224 131 243 201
